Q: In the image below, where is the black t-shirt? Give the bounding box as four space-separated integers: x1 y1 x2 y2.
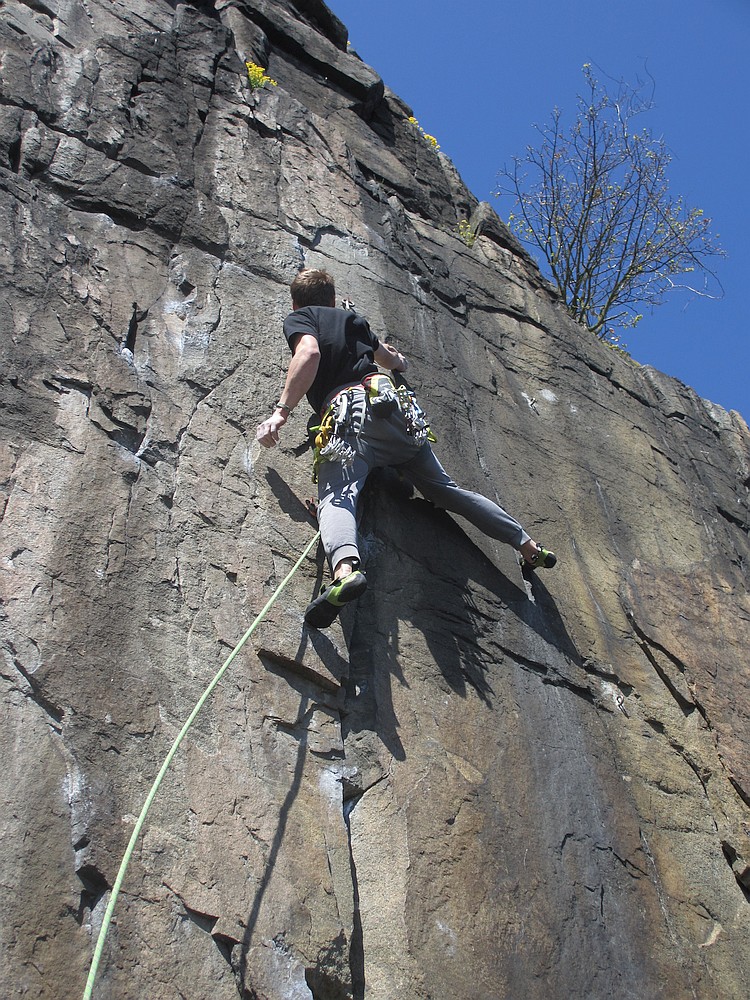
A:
283 305 380 414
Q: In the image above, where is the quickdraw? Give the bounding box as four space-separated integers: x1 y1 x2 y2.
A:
395 383 435 446
311 388 366 482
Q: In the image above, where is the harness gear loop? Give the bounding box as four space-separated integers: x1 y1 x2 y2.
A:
395 384 436 446
310 387 366 482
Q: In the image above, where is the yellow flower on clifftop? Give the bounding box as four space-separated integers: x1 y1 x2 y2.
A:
407 116 440 151
246 61 278 91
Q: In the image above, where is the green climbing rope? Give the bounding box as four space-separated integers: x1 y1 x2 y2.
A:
82 529 321 1000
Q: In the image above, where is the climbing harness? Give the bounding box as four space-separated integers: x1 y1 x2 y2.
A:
310 386 366 482
81 528 321 1000
310 375 436 482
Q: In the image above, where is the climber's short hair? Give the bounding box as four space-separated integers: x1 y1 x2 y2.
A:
291 268 336 308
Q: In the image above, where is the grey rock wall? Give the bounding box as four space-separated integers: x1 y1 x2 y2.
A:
1 2 748 998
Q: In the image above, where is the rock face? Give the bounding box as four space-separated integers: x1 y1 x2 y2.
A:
1 2 748 998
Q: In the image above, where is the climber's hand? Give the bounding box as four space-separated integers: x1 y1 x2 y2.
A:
256 410 287 448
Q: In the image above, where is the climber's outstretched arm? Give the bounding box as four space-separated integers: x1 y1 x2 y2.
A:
256 334 320 447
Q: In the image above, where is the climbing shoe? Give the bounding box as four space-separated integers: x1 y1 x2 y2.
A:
304 570 368 629
520 546 557 570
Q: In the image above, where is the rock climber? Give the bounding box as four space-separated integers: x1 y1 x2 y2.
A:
256 268 556 628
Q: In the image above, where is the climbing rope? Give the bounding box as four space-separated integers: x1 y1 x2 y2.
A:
82 528 321 1000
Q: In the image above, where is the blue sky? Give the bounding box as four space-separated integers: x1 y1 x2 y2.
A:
327 0 750 420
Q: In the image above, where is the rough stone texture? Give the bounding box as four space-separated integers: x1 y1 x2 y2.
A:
0 2 748 998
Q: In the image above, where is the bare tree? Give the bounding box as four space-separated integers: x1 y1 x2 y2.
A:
496 65 724 344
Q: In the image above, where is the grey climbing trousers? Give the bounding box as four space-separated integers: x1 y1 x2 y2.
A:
316 387 531 571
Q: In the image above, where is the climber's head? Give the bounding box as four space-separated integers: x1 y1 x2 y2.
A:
291 268 336 309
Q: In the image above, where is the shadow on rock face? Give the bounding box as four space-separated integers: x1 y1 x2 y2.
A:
342 470 585 762
265 467 318 525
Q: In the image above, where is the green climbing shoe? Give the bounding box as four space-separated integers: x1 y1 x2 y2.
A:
304 570 368 628
520 546 557 570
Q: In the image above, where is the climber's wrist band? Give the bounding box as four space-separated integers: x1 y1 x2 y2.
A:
275 401 292 414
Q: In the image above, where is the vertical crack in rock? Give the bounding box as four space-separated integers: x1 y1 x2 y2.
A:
343 793 364 998
340 777 387 1000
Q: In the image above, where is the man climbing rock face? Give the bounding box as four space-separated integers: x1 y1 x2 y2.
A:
256 268 556 628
